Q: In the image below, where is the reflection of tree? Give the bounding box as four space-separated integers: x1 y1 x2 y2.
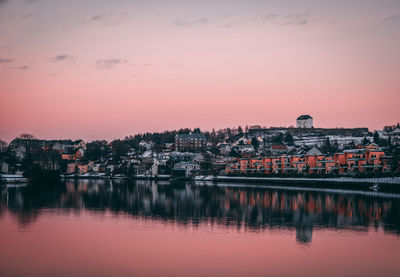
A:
2 182 66 226
1 180 400 244
296 225 313 245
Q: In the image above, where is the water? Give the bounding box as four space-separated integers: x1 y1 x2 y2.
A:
1 179 400 277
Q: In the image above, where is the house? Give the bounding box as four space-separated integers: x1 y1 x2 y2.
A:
192 153 205 163
106 165 115 173
74 148 84 160
150 159 160 176
218 143 231 155
77 164 88 175
165 143 174 151
73 140 86 150
237 144 254 153
297 115 313 128
14 145 27 160
1 161 9 174
271 144 287 155
91 163 102 172
98 164 107 173
225 147 390 175
51 142 64 152
87 161 95 172
139 157 155 174
175 133 206 152
61 153 75 160
173 162 200 177
234 137 250 146
306 146 322 156
67 163 77 174
139 140 153 151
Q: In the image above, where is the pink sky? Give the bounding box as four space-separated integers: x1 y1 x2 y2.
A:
1 0 399 142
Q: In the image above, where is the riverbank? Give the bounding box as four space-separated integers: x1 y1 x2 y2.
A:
60 174 171 180
0 174 29 184
209 176 400 185
58 174 400 185
5 173 400 187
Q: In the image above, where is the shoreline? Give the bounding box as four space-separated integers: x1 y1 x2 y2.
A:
37 174 400 185
210 176 400 185
3 173 400 186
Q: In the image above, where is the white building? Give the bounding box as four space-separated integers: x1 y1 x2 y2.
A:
173 162 200 177
139 140 153 151
296 115 313 128
1 161 9 174
237 144 255 153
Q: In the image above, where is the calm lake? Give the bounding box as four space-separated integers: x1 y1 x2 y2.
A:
1 179 400 277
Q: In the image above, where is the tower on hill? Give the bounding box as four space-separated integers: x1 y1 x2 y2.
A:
297 115 313 128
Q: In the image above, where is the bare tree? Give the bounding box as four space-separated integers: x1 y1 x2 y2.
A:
0 139 7 152
19 133 36 140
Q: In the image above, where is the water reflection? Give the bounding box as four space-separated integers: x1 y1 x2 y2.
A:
1 179 400 244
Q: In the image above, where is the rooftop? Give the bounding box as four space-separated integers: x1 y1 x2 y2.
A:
297 115 313 120
175 133 206 140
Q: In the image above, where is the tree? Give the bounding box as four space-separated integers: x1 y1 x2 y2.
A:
201 152 214 175
348 140 356 149
19 133 36 140
229 148 240 158
0 139 7 152
177 128 191 134
226 128 232 137
111 140 131 161
283 132 294 146
238 126 243 135
321 137 338 154
373 131 380 145
273 133 283 144
251 138 260 152
86 140 109 161
362 137 371 145
322 137 331 154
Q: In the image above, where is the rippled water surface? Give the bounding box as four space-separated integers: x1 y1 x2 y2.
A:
1 179 400 277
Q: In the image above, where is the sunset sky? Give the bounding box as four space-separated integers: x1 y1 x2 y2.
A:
0 0 399 142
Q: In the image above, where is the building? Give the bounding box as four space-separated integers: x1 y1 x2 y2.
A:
237 144 255 153
139 140 153 151
297 115 313 128
66 163 77 174
77 164 89 175
173 162 200 177
226 147 390 175
175 133 206 152
306 146 322 156
218 143 232 155
271 144 287 155
1 161 9 174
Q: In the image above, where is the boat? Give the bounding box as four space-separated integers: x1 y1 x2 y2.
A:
369 184 379 191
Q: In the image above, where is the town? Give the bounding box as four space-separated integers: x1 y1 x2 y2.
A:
1 115 400 181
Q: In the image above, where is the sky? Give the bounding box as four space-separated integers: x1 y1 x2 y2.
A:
0 0 399 142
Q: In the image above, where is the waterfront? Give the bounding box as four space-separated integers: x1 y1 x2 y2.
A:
1 179 400 276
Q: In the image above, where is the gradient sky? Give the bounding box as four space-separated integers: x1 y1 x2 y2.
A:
0 0 399 142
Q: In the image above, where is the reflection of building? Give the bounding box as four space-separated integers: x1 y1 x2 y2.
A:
173 162 200 177
2 180 400 246
296 226 313 244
